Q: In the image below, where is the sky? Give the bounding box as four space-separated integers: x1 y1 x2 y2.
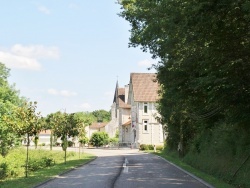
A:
0 1 156 116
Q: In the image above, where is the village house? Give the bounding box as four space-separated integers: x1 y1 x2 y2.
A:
85 122 107 139
109 73 164 148
106 82 131 143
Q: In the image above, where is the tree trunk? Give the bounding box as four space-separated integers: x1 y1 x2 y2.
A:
25 134 29 178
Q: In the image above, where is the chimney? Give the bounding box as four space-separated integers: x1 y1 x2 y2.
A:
125 84 129 104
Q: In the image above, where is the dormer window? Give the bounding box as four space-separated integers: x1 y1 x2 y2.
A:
143 102 148 114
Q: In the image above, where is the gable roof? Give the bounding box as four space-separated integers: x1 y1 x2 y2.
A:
89 122 107 129
130 73 159 102
118 88 131 108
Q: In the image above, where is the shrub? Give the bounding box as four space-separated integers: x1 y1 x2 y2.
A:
140 144 163 151
43 157 54 167
156 145 164 151
109 137 119 144
148 145 154 150
28 158 44 171
0 162 7 179
140 144 149 150
89 132 109 147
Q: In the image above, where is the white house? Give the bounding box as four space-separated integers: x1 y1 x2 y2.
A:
85 122 107 139
107 81 131 142
109 73 164 148
128 73 164 148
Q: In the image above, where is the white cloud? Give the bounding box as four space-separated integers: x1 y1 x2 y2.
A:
47 89 77 97
47 88 58 95
38 5 51 15
137 59 153 67
60 90 77 97
80 103 91 109
0 44 60 70
0 51 41 70
11 44 59 59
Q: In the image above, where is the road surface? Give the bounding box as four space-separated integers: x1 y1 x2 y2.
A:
35 148 213 188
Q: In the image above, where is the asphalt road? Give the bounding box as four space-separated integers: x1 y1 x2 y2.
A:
35 148 213 188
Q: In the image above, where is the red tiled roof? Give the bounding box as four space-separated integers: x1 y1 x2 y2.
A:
89 122 107 129
130 73 159 102
118 88 131 109
39 130 51 134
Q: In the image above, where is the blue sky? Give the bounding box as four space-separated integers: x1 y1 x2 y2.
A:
0 1 156 116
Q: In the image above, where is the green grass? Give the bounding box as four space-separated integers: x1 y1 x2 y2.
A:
0 150 96 188
148 150 234 188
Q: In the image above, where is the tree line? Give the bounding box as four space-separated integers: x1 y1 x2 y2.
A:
0 63 110 175
119 0 250 186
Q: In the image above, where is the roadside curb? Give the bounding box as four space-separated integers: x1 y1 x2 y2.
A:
156 155 215 188
33 156 98 188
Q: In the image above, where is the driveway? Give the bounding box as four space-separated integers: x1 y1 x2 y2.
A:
35 148 213 188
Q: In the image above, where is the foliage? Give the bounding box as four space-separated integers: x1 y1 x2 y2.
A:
0 63 24 157
4 101 42 177
140 144 158 151
0 147 93 182
89 132 109 147
0 152 95 188
67 141 74 147
109 137 119 144
119 1 250 186
73 112 93 145
91 110 111 122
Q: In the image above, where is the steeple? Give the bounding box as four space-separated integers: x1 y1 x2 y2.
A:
113 80 119 103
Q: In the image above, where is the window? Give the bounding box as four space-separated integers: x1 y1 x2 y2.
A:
143 120 148 132
143 102 148 114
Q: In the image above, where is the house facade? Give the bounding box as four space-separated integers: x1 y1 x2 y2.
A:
108 82 131 143
109 73 164 148
128 73 164 148
85 122 107 139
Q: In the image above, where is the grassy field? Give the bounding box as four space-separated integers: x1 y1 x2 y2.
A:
0 148 96 188
150 150 234 188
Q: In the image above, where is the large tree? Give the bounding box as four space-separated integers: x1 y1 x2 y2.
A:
119 0 250 153
92 110 111 122
0 63 25 156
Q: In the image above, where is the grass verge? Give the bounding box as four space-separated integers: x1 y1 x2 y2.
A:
0 151 95 188
148 150 234 188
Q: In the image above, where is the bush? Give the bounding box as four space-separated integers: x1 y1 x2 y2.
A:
0 147 67 179
90 132 109 147
148 145 154 150
0 162 7 179
156 145 164 151
28 158 44 171
140 144 149 150
89 132 109 147
109 137 119 144
140 144 163 151
43 157 54 167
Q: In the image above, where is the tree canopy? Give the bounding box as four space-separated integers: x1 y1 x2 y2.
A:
119 2 250 185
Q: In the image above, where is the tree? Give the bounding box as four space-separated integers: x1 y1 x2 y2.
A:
73 112 93 145
0 63 25 157
119 0 250 158
53 112 79 164
89 132 109 147
4 101 42 177
92 110 111 122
